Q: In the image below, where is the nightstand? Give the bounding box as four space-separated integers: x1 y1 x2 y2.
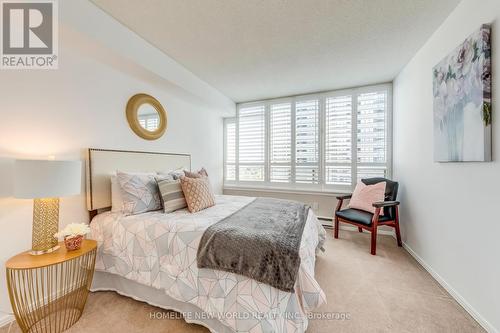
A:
6 240 97 333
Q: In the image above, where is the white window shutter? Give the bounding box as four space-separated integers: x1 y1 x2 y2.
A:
238 105 265 181
325 95 352 185
357 91 387 180
270 102 292 182
295 99 319 184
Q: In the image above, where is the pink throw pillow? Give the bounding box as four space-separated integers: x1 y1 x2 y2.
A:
348 181 386 215
184 168 208 178
179 175 215 213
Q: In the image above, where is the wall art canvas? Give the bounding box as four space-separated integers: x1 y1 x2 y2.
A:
433 24 492 162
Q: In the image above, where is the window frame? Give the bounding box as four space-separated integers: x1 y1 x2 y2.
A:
223 83 393 193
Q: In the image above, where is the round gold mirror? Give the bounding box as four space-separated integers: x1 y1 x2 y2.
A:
126 93 167 140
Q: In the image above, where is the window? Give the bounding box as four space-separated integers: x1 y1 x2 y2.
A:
270 102 292 183
356 91 387 180
138 114 159 131
325 95 352 186
224 84 391 192
238 105 265 182
295 100 319 184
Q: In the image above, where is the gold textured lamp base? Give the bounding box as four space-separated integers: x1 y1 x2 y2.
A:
29 245 60 256
31 198 60 256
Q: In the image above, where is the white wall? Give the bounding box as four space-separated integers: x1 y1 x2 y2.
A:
393 0 500 331
0 1 234 325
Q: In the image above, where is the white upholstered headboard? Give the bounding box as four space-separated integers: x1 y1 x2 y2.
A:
86 148 191 212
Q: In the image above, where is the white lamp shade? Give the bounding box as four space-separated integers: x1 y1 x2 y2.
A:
14 160 82 199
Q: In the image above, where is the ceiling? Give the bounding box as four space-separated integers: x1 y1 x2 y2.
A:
91 0 460 103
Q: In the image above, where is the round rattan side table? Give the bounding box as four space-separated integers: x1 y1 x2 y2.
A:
6 240 97 333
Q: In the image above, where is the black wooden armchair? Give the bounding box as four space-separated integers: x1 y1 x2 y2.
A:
334 178 402 255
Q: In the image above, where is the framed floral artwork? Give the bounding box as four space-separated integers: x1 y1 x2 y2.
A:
433 24 492 162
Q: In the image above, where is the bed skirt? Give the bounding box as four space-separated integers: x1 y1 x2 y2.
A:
90 271 235 333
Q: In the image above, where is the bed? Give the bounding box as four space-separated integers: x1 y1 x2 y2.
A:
86 148 326 333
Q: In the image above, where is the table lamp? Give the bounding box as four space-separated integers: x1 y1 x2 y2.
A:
14 160 82 255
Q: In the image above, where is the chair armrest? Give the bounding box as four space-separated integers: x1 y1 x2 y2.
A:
335 194 352 213
372 201 400 208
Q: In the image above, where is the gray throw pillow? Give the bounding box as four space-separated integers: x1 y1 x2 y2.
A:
156 177 187 213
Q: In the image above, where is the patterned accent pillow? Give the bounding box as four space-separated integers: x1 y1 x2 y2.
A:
156 178 187 213
116 171 162 215
184 168 208 178
179 176 215 213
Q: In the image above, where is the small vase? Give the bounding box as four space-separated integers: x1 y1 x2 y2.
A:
64 235 83 251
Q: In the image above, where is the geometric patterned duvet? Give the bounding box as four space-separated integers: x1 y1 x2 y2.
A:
90 195 326 333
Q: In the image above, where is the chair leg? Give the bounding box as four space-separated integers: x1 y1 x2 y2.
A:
358 227 363 233
394 207 402 247
371 207 380 255
370 226 377 255
334 199 343 240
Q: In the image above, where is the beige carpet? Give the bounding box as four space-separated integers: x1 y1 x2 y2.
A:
1 231 484 333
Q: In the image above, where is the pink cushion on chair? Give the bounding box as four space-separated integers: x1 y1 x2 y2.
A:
348 181 386 215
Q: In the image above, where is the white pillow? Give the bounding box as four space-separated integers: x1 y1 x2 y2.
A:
110 175 124 212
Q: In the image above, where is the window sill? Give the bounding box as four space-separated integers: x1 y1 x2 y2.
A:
223 184 351 197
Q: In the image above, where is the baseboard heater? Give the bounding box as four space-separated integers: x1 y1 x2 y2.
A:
318 217 333 229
